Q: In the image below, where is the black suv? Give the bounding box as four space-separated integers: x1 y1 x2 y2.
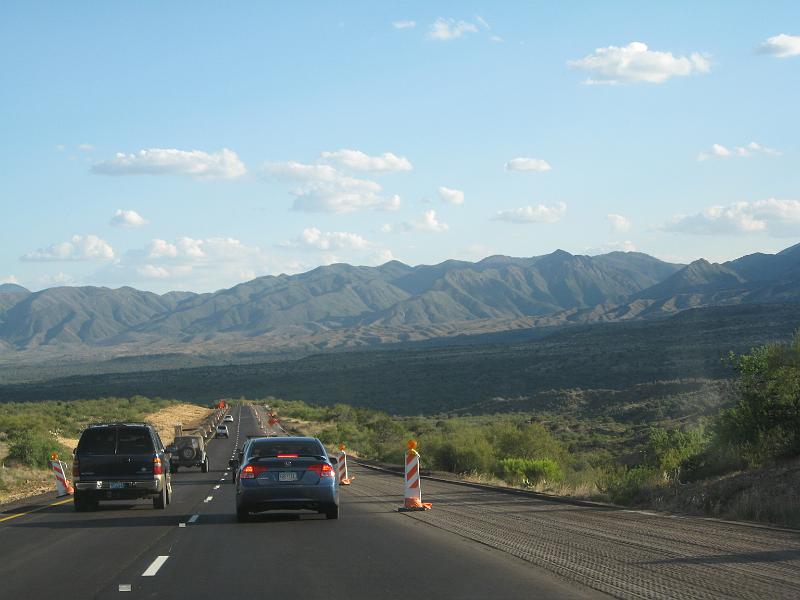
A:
72 423 172 511
166 435 209 473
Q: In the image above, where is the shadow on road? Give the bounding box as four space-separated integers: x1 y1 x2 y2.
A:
641 549 800 566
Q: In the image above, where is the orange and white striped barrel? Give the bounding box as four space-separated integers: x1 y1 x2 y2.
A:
51 456 74 497
336 444 352 485
401 440 431 511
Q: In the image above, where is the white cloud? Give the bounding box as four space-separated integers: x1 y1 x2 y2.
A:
77 143 94 152
758 33 800 58
55 144 65 152
0 275 20 284
505 157 552 172
427 18 478 41
568 41 710 84
264 160 401 213
698 141 780 161
475 16 490 29
663 199 800 237
110 209 148 228
293 227 370 251
493 202 567 224
319 149 412 172
92 148 246 179
22 235 115 262
587 241 637 254
489 35 504 43
393 20 416 29
438 186 464 205
137 264 171 279
607 214 632 233
385 210 450 234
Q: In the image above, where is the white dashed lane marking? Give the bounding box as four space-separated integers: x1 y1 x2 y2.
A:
188 514 199 523
214 484 220 490
204 496 213 503
119 584 132 592
142 556 169 577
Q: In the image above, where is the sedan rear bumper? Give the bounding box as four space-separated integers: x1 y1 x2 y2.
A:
237 483 338 512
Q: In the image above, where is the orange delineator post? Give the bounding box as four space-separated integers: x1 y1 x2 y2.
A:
51 455 74 497
336 444 353 485
399 440 431 511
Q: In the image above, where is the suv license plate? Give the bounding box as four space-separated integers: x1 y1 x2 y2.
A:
278 472 298 482
110 482 124 489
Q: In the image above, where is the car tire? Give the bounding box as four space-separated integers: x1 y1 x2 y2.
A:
153 485 167 509
236 505 250 523
201 457 209 473
323 504 339 520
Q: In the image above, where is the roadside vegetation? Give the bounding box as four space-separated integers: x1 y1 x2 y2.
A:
270 330 800 527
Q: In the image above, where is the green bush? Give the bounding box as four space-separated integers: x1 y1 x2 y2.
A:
496 457 563 487
714 332 800 465
599 465 660 505
8 431 70 469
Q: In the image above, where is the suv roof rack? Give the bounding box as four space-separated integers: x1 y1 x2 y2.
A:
86 422 151 428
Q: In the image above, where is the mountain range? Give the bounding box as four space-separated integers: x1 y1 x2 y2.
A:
1 243 799 363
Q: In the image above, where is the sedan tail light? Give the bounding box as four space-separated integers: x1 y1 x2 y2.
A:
241 464 269 479
307 464 335 478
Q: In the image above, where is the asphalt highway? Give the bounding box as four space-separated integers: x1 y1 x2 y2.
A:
0 406 605 600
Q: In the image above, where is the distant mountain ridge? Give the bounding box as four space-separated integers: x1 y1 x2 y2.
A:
1 244 799 360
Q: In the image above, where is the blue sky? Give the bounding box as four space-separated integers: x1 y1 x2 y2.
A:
2 1 799 293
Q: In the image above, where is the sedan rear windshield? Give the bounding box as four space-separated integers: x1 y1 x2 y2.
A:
249 441 324 459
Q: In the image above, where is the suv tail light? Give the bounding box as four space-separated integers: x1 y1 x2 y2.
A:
72 458 80 478
241 464 269 479
153 457 163 475
308 463 335 478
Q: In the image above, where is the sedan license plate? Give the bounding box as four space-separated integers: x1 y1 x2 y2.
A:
110 482 125 489
278 472 298 482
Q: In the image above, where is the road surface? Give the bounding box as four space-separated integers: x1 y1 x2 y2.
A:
1 405 798 599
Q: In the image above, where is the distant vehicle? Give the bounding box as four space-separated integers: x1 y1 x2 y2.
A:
216 424 229 438
72 423 172 511
166 435 209 473
223 415 234 422
231 436 339 521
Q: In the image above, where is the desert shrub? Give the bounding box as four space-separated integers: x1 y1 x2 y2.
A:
496 457 563 487
8 431 70 469
714 333 800 465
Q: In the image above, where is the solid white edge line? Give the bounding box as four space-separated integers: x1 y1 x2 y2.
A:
142 555 169 577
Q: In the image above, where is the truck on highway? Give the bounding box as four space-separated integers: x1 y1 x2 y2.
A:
72 422 173 511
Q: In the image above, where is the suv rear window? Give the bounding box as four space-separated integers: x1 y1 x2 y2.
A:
249 440 324 458
117 427 154 454
77 427 116 455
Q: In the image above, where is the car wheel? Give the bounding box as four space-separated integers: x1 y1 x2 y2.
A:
153 485 167 509
323 504 339 520
201 457 209 473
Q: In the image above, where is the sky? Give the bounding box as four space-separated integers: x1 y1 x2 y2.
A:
1 1 799 293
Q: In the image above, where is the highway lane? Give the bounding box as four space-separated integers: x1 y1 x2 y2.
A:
92 405 604 600
0 406 252 600
3 404 799 599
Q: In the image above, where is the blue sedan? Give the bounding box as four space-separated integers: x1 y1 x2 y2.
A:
232 436 339 521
